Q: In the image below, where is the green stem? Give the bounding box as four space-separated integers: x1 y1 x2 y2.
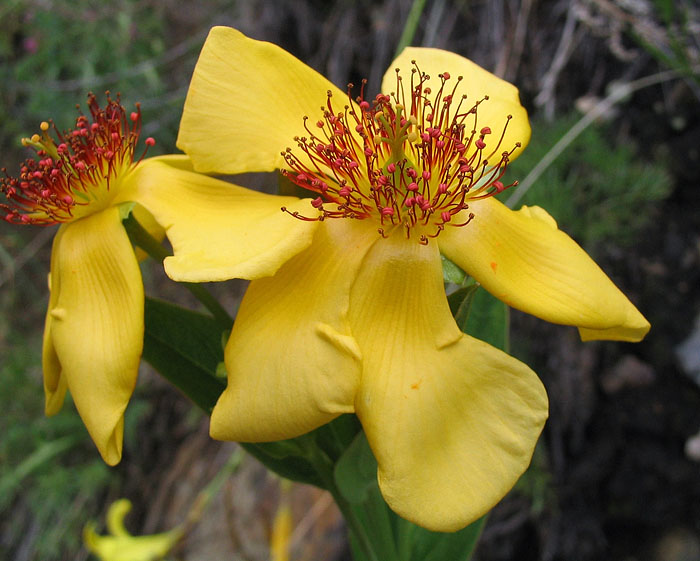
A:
122 213 233 329
299 439 383 561
395 0 427 58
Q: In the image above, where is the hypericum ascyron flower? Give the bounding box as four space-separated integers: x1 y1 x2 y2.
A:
175 27 650 531
2 93 314 465
83 499 182 561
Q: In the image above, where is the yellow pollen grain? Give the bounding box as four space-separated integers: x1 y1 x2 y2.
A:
31 134 41 143
40 121 50 131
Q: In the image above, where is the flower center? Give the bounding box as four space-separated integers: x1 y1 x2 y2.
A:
1 93 155 225
280 62 520 244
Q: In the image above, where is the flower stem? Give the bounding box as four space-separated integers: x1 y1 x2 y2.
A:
297 438 384 561
122 213 233 329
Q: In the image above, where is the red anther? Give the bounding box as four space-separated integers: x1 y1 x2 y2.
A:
272 66 520 242
316 120 324 128
51 169 60 177
33 171 42 179
57 143 68 153
104 150 114 159
20 215 30 223
493 181 505 192
41 189 51 198
311 197 324 208
63 195 73 205
91 123 100 132
145 137 156 146
72 130 81 137
130 112 139 122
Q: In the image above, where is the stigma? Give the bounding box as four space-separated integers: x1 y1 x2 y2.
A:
1 93 155 225
281 63 520 243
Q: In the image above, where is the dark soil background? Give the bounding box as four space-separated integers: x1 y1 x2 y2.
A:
1 1 699 560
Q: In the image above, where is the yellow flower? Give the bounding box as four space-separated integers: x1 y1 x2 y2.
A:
174 27 650 531
83 498 182 561
1 94 313 465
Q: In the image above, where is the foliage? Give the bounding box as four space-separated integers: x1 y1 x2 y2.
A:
503 115 673 253
0 334 114 561
0 0 195 162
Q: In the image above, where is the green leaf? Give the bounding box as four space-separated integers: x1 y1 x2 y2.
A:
334 431 378 504
396 516 487 561
447 283 479 332
441 254 467 285
240 440 325 488
335 431 486 561
463 287 510 352
143 297 328 487
448 283 510 352
142 297 227 413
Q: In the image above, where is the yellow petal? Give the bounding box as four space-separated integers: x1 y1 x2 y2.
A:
119 158 318 282
177 26 347 174
210 220 377 442
43 225 68 415
130 203 165 262
84 499 182 561
348 229 548 532
383 47 530 161
438 197 650 342
48 207 143 465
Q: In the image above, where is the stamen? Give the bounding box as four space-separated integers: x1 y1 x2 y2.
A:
280 64 521 242
1 92 156 225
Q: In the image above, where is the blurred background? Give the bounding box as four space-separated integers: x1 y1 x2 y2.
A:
1 1 699 560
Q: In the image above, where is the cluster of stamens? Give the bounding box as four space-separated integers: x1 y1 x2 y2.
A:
1 92 155 225
281 62 520 243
